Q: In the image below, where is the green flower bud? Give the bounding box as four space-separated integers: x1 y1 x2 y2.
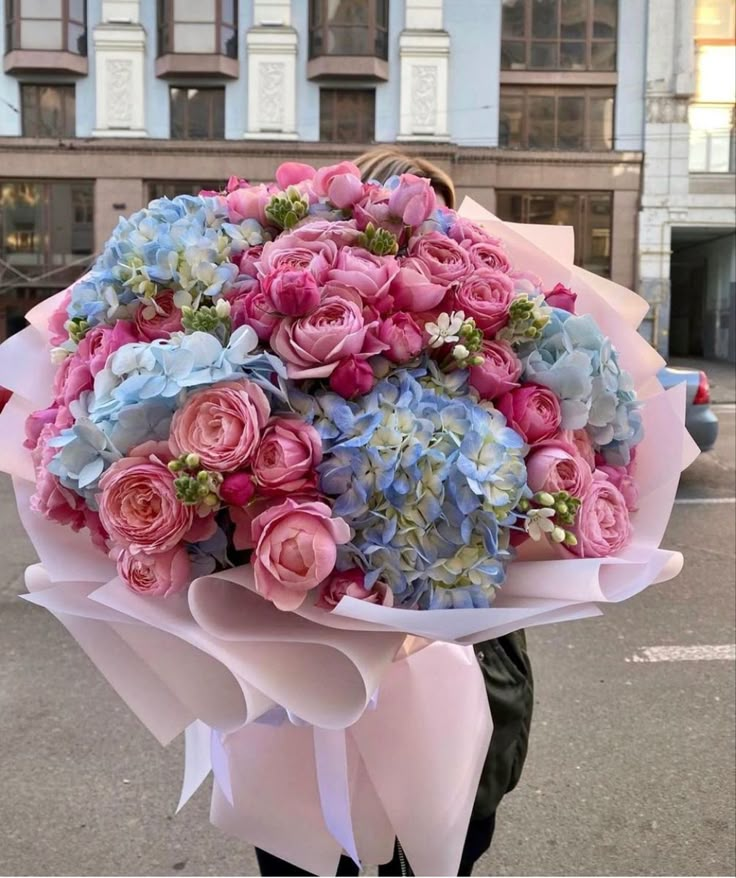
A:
186 453 201 469
551 526 566 543
564 531 578 547
536 491 555 507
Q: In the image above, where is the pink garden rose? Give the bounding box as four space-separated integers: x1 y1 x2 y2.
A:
569 476 633 558
48 290 72 346
290 219 362 248
98 450 195 555
270 297 371 379
408 232 472 286
496 384 562 445
316 568 394 610
447 217 493 245
257 234 339 284
353 185 404 239
313 162 363 203
329 355 375 398
597 464 639 511
276 162 316 189
261 268 321 316
460 239 511 273
237 245 264 279
116 545 190 597
24 405 60 451
377 312 423 363
327 247 400 311
559 428 597 471
544 283 577 313
390 258 446 312
468 340 522 400
219 472 256 507
388 174 437 227
454 268 514 335
31 422 88 533
229 286 279 341
251 498 351 611
252 417 322 494
170 379 271 472
526 442 593 497
226 183 271 225
134 290 183 341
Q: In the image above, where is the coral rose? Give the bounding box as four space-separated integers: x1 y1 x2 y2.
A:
116 545 190 597
316 568 393 610
252 417 323 494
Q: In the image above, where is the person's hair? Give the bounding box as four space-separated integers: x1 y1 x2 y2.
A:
353 147 456 209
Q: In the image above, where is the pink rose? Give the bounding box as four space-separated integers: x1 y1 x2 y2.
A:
170 379 270 472
237 245 264 279
454 268 514 335
220 472 256 507
48 290 72 346
597 464 639 511
327 247 400 310
559 428 597 471
226 183 270 225
261 268 321 317
229 286 279 341
388 174 437 227
276 161 316 189
544 283 577 313
329 356 375 398
252 417 322 494
270 297 370 379
448 217 494 245
468 340 522 400
116 545 190 597
30 423 87 532
460 239 511 273
353 185 404 239
496 384 562 445
316 568 394 610
313 161 363 200
98 452 194 555
53 349 93 406
252 498 351 611
24 406 59 451
134 290 183 341
390 258 446 312
408 232 472 285
290 219 362 248
378 313 423 363
526 443 593 497
569 478 632 558
257 234 339 284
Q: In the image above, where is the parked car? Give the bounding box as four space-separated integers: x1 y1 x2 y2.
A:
658 366 719 452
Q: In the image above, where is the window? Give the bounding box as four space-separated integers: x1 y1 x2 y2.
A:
319 88 375 142
148 180 225 200
500 86 613 150
694 0 736 39
4 0 87 54
689 104 735 172
501 0 617 71
0 180 94 286
170 87 225 139
496 190 613 277
309 0 389 59
157 0 237 58
21 84 75 137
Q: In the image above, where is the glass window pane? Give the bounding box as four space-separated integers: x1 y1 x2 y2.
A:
688 131 708 172
20 19 63 49
495 192 525 222
532 0 558 37
502 0 525 37
170 87 187 138
175 0 215 22
220 24 237 56
593 0 617 38
584 193 612 276
501 40 526 68
528 95 555 148
327 0 368 25
21 0 62 18
0 182 44 267
560 40 586 68
174 22 216 53
499 93 524 147
591 40 616 69
68 21 85 54
69 0 85 22
221 0 236 25
530 41 558 68
320 88 374 142
561 0 586 38
589 93 613 149
558 95 585 148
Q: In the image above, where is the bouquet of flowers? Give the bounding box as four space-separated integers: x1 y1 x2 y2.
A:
0 161 696 875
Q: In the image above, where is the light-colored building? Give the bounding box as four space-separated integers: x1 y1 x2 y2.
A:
639 0 735 361
0 0 647 338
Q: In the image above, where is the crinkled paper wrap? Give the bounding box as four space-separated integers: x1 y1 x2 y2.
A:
0 208 698 875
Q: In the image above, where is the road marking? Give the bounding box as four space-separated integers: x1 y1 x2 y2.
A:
712 403 736 412
674 497 736 505
627 645 736 663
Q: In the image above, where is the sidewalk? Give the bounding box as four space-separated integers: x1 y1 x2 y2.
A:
669 357 736 404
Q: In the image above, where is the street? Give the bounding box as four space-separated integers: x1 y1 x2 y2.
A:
0 407 734 877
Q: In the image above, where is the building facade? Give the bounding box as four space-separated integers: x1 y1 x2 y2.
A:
639 0 735 361
0 0 646 339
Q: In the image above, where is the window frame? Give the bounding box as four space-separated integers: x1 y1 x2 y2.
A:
147 180 226 200
20 82 76 138
319 87 376 143
4 0 87 56
169 86 226 140
309 0 389 60
499 85 615 151
501 0 618 72
157 0 238 59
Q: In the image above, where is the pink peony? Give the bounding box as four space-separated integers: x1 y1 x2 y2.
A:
261 268 321 317
252 417 322 494
496 384 562 445
544 283 577 313
526 442 593 497
597 464 639 511
408 232 472 286
134 290 184 341
329 356 375 398
98 451 195 555
353 185 404 238
251 498 351 611
454 268 514 335
226 183 271 225
219 472 256 507
377 313 423 364
460 239 511 273
48 290 72 346
327 247 400 310
468 340 522 400
569 477 633 558
170 379 271 472
270 297 371 379
388 174 437 227
316 568 394 610
116 545 190 597
390 258 446 312
276 162 316 189
229 286 279 341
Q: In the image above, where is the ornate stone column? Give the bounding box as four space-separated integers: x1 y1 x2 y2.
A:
398 0 450 142
244 0 298 140
92 0 147 137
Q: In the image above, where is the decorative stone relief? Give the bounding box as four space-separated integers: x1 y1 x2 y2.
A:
646 95 689 124
411 65 437 130
258 62 285 128
106 59 133 128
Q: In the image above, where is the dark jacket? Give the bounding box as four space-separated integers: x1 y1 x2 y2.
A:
471 630 534 820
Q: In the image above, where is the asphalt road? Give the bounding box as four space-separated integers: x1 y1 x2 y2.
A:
0 408 734 877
